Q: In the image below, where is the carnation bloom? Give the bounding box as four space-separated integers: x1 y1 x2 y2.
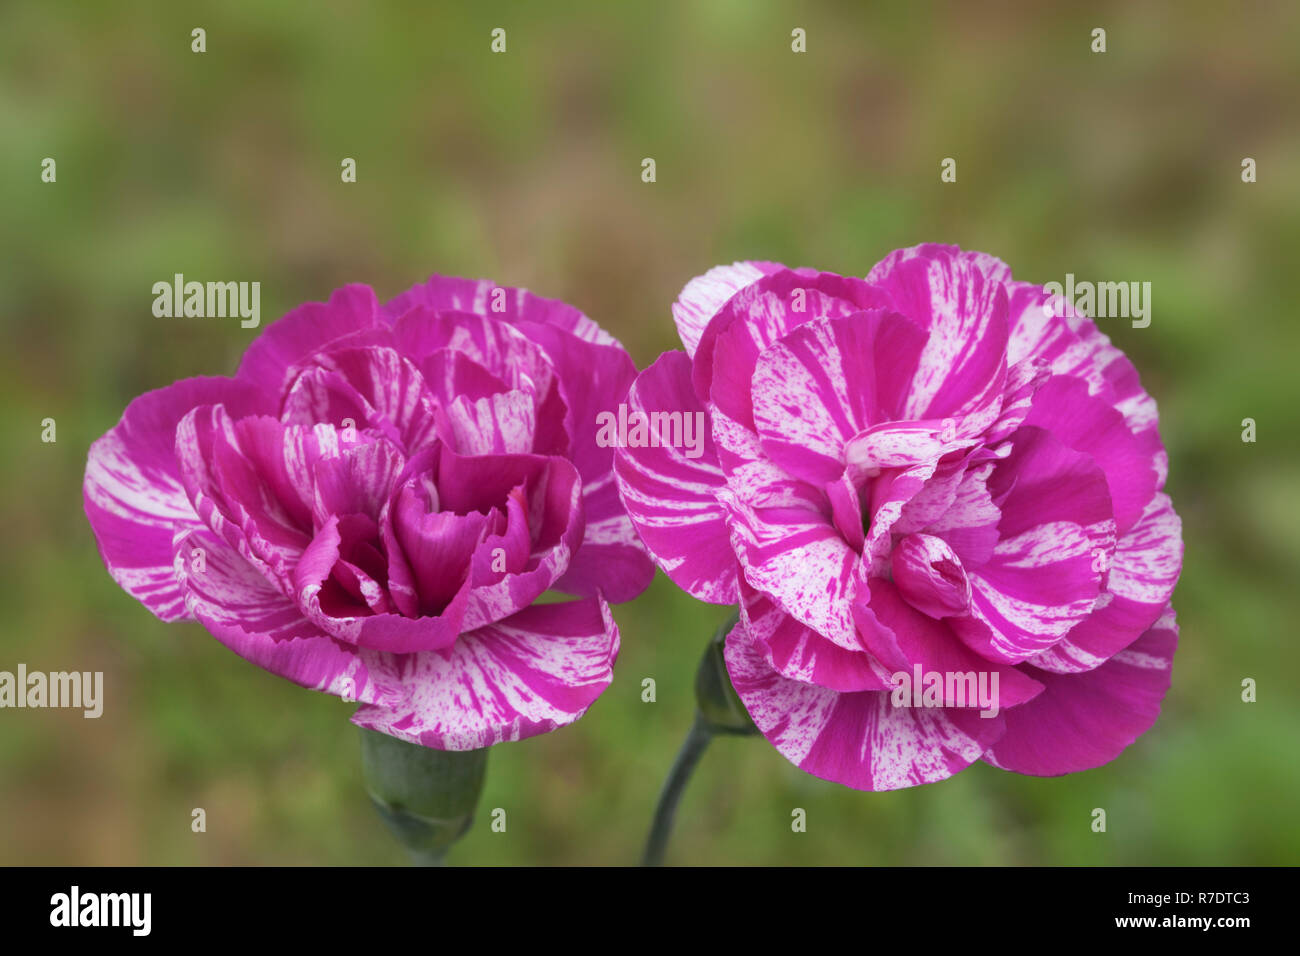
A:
85 278 653 749
615 245 1182 790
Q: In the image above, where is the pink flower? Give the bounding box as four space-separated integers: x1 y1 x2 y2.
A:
85 278 653 749
615 245 1183 790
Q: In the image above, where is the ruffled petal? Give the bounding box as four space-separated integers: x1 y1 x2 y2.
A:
951 426 1116 663
174 528 386 704
741 579 892 691
1022 375 1159 535
697 269 890 421
282 346 440 454
671 261 784 357
237 284 381 397
174 407 313 593
890 532 972 619
983 606 1177 775
382 274 619 347
1028 493 1182 673
1005 280 1163 480
851 578 1044 709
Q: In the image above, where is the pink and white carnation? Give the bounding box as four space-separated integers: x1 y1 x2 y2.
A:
85 277 653 749
614 245 1183 790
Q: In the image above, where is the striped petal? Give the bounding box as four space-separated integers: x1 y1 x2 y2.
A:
913 456 1002 569
867 245 1010 424
718 483 867 651
418 348 509 405
175 407 316 595
862 457 943 572
951 426 1116 664
84 376 271 621
516 320 654 601
442 389 539 455
391 308 568 455
741 579 892 691
696 269 891 421
725 620 1007 792
890 532 972 619
672 261 785 357
851 578 1044 709
459 452 585 629
1028 493 1182 673
282 346 440 454
751 310 928 485
310 438 407 528
613 351 735 603
844 419 965 481
351 596 620 750
1005 281 1164 482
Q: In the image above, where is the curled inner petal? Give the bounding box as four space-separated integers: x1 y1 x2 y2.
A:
891 532 972 619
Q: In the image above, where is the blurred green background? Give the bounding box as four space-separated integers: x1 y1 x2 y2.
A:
2 0 1298 865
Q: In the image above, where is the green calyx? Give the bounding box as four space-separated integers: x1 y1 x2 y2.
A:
694 609 758 736
358 727 488 865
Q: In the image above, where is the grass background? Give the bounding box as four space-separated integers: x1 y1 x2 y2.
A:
1 0 1298 865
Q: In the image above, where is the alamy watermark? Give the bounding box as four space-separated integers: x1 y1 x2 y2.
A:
50 886 150 936
152 273 260 328
890 665 1000 718
595 403 706 459
0 664 103 718
1041 273 1151 328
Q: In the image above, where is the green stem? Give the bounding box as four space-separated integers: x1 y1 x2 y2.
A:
642 714 715 867
641 609 757 866
408 846 450 867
